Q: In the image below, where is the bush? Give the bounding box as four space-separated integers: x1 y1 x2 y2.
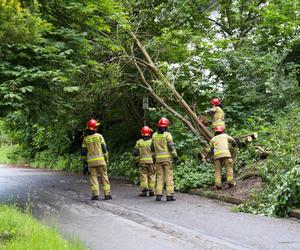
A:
237 104 300 217
30 151 82 172
0 145 14 164
109 151 215 191
109 152 139 184
174 158 214 192
4 145 82 172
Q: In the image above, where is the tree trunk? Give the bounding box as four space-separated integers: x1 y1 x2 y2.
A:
129 32 213 142
131 52 202 139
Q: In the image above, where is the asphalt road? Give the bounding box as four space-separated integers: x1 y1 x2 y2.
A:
1 164 300 250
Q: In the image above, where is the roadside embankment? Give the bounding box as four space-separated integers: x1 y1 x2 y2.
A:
188 188 300 220
0 205 84 250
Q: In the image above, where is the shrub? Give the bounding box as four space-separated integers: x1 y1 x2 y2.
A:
174 158 214 192
237 104 300 216
109 152 139 184
109 151 215 191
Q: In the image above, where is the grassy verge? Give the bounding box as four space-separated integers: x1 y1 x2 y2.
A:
0 205 84 250
0 145 14 164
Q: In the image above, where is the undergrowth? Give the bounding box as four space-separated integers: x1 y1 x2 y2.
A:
236 105 300 217
0 145 14 164
1 145 82 172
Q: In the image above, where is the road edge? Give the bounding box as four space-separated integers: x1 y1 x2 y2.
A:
2 164 299 220
188 188 300 219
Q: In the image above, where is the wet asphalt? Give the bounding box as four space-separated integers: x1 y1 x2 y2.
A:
0 164 299 250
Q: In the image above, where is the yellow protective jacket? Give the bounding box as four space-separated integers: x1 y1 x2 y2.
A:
207 106 225 128
82 133 108 167
134 139 153 164
210 133 235 160
152 131 177 163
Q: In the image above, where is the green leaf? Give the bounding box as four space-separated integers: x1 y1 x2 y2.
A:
63 86 80 93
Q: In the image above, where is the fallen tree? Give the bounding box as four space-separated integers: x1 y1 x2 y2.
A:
128 32 213 143
126 35 267 162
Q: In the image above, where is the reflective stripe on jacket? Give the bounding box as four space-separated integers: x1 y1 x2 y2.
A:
212 119 225 129
152 132 177 163
208 106 225 128
82 133 108 167
135 139 153 164
210 133 235 160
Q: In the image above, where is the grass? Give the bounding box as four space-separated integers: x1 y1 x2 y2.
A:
0 205 84 250
0 145 13 164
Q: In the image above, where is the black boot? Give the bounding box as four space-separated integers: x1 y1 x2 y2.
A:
139 189 147 197
166 196 176 201
91 195 100 201
156 195 162 201
104 195 112 200
149 190 155 197
211 185 222 191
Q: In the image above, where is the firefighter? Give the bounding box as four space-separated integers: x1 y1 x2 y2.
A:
152 118 177 201
210 126 237 190
81 119 112 200
204 98 225 129
133 126 156 197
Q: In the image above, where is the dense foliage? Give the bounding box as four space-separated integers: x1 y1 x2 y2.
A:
237 105 300 217
0 0 299 216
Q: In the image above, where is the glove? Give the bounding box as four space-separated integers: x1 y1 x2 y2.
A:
173 156 180 165
83 163 90 175
232 137 241 148
104 155 109 164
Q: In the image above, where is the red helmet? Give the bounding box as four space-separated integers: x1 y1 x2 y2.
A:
211 98 221 106
214 126 225 133
87 119 97 131
141 126 152 136
158 117 169 128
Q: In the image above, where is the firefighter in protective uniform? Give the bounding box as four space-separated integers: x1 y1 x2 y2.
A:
133 126 156 197
210 126 237 190
152 118 177 201
81 119 112 200
204 98 225 129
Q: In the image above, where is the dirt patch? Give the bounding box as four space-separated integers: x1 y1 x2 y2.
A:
189 175 262 205
220 175 262 201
